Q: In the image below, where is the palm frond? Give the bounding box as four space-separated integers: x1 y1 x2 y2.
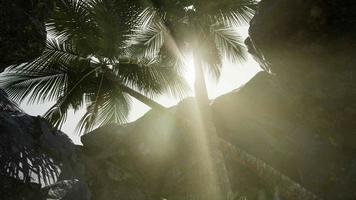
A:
47 0 95 43
135 7 159 26
211 23 248 64
0 89 21 112
196 0 257 19
127 8 167 59
7 38 84 73
42 60 101 128
114 57 190 99
0 65 67 104
76 86 131 134
0 38 92 105
86 0 132 59
44 98 70 129
43 82 87 128
221 7 255 27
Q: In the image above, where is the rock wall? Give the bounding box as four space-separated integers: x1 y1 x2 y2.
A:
246 1 356 148
244 0 356 199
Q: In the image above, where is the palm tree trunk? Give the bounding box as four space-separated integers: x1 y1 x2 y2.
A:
192 50 233 200
101 67 167 111
120 85 167 111
220 139 322 200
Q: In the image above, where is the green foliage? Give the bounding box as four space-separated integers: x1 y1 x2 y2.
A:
0 0 190 134
126 0 256 81
0 0 257 133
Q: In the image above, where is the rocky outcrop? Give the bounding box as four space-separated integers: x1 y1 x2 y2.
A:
248 0 356 80
243 0 356 199
246 0 356 150
0 0 54 71
0 92 90 199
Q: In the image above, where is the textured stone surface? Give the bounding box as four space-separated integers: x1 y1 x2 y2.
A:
43 179 91 200
243 0 356 199
0 92 89 199
247 0 356 149
0 0 54 71
248 0 356 78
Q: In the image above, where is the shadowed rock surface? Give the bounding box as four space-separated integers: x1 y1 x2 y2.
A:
0 0 54 71
0 92 90 199
245 0 356 199
0 176 42 200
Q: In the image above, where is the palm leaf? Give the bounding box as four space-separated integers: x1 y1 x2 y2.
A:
127 8 167 59
0 38 94 105
47 0 96 45
211 23 248 64
221 7 255 27
86 0 132 59
114 57 190 99
0 64 67 104
196 0 257 19
0 89 21 112
76 83 131 134
6 38 85 73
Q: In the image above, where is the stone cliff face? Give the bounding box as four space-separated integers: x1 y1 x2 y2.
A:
246 0 356 149
243 0 356 199
248 0 356 80
0 0 54 71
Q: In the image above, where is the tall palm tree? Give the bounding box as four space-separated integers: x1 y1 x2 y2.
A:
0 1 322 199
124 0 256 199
0 0 189 134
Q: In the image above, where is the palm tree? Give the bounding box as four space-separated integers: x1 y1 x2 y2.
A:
0 0 189 134
0 1 322 199
125 0 255 199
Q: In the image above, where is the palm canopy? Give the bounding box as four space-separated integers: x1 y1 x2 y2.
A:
0 0 189 134
126 0 256 80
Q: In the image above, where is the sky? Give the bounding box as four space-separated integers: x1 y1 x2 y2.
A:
21 26 261 144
